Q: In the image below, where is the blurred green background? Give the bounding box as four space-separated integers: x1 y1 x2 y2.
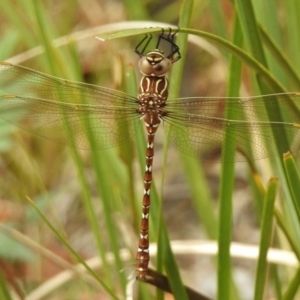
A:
0 0 300 299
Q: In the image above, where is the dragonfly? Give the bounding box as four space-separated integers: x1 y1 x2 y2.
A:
1 29 300 279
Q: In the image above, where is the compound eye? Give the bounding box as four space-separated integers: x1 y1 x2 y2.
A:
154 59 172 75
139 57 172 76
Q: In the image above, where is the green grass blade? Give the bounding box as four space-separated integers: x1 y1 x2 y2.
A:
253 178 278 300
29 1 65 76
282 267 300 300
217 14 243 300
180 157 217 239
259 27 300 89
27 2 124 292
286 0 300 69
0 0 37 49
27 197 119 299
283 152 300 219
235 0 267 66
99 27 290 94
164 10 214 264
164 1 193 299
156 1 194 298
235 0 292 158
234 2 299 266
67 44 120 288
208 0 228 40
0 269 12 300
123 63 143 231
252 1 285 84
160 225 188 300
150 0 193 300
274 209 300 259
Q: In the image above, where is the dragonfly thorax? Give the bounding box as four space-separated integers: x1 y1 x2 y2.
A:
138 49 172 77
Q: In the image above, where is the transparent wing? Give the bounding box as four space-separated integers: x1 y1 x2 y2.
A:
163 93 300 161
2 62 300 160
0 62 140 149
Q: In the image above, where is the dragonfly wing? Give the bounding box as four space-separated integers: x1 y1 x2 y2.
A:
163 94 300 161
0 62 140 149
0 62 138 106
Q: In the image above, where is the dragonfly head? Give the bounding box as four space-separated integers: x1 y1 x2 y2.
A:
138 49 172 77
